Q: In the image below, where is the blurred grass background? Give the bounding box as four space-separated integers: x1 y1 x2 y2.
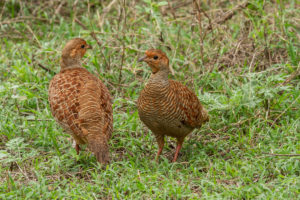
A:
0 0 299 199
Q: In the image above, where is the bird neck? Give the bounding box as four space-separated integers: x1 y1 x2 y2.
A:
148 67 170 86
60 57 82 70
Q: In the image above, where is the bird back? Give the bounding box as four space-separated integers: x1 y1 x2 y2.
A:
49 67 113 163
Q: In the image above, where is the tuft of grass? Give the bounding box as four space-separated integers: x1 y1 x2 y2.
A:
0 0 299 199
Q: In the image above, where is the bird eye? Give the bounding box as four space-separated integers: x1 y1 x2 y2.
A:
81 45 85 48
153 55 158 60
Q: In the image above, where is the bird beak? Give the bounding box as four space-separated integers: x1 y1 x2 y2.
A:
138 56 146 62
86 45 92 49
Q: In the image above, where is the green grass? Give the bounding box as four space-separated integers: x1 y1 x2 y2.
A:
0 0 299 199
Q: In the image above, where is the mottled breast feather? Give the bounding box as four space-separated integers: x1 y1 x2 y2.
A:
137 79 208 137
48 67 113 144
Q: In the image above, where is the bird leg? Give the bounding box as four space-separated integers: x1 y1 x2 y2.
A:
172 138 184 162
75 143 81 155
155 135 164 161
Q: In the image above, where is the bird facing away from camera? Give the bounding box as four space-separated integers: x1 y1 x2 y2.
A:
137 49 209 162
48 38 113 164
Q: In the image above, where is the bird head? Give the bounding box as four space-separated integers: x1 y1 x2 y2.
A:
138 49 169 74
60 38 92 69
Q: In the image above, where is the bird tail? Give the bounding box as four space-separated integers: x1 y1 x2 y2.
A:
77 118 111 164
202 107 209 123
87 135 110 164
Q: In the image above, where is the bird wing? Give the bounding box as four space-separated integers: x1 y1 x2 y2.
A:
77 74 113 140
76 74 113 164
169 80 208 128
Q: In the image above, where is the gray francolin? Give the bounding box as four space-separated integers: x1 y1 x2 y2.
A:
137 49 209 162
48 38 113 164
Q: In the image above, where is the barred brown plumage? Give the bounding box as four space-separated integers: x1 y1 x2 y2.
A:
48 38 113 164
137 49 209 162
